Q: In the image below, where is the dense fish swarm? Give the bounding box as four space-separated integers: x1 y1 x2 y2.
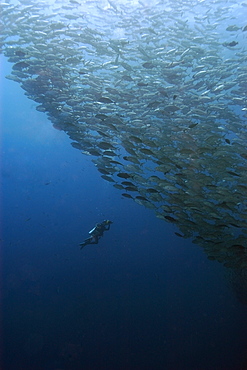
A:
1 0 247 269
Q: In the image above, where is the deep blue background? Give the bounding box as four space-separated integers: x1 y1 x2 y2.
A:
1 56 247 369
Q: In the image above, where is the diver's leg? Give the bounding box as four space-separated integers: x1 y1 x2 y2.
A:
90 235 99 244
79 237 91 249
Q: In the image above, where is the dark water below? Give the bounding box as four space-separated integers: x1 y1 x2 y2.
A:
1 57 247 370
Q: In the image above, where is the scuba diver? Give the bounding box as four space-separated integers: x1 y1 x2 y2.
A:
79 220 113 249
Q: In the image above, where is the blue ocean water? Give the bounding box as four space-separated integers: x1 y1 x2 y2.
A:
1 54 247 370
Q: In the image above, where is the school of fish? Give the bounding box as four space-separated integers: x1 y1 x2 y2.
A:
1 0 247 269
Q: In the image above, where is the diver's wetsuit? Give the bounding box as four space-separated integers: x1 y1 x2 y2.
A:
80 220 112 249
